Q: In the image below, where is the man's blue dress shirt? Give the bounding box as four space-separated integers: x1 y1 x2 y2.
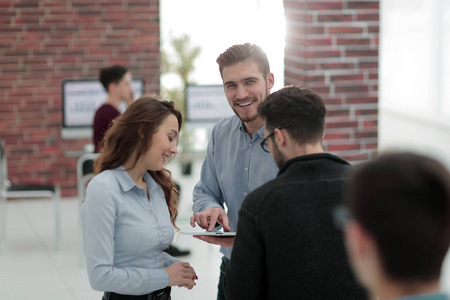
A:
193 115 279 259
81 167 179 295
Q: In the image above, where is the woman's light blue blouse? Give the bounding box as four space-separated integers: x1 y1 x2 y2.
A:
81 167 179 295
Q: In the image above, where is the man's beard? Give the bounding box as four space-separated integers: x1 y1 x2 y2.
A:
271 141 288 168
233 86 269 123
232 107 259 123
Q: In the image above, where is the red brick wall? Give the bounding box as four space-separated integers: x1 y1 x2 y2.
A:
283 0 379 162
0 0 160 196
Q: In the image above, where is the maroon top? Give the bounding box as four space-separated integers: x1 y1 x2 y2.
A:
92 104 121 153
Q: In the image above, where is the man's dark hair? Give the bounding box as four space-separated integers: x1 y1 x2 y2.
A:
99 65 129 92
347 152 450 281
258 85 326 145
216 43 270 80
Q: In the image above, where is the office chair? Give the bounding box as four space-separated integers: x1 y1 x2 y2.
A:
0 139 61 251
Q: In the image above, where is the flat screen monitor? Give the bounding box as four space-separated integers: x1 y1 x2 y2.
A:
61 78 144 139
185 84 234 122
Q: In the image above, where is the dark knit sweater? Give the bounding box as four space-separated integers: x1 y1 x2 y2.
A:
224 153 367 300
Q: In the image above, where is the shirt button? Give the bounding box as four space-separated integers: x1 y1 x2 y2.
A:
158 226 161 230
244 168 248 171
244 192 247 196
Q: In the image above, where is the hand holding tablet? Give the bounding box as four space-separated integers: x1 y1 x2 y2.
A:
182 231 236 248
181 231 236 237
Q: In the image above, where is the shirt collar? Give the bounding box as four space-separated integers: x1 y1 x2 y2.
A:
143 171 158 192
115 166 157 192
238 119 265 139
255 125 265 139
277 153 351 176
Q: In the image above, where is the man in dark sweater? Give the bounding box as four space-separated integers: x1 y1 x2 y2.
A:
224 86 366 299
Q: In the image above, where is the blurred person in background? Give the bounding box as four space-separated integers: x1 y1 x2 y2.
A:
190 43 279 300
224 86 366 299
93 65 134 153
342 152 450 300
82 95 197 300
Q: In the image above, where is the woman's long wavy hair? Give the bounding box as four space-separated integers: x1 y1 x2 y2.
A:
94 94 183 227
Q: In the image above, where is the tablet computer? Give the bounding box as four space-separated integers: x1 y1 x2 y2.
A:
181 231 236 237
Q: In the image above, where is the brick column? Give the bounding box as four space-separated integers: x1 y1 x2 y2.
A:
284 0 379 162
0 0 160 196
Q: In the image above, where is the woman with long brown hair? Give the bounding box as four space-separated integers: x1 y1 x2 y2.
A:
82 94 197 300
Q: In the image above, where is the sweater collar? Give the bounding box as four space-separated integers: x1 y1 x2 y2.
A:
277 152 350 176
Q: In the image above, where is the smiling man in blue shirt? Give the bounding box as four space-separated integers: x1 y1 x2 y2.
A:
190 43 279 300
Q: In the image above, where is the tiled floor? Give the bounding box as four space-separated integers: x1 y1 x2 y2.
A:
0 157 223 300
1 156 450 299
0 197 222 300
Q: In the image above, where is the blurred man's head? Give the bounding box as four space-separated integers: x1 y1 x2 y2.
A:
258 86 326 167
344 152 450 294
99 65 133 103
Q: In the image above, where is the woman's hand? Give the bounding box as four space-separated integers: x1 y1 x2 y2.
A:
165 262 198 289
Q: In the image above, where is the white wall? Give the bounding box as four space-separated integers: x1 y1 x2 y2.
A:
160 0 286 92
379 0 450 291
379 0 450 167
